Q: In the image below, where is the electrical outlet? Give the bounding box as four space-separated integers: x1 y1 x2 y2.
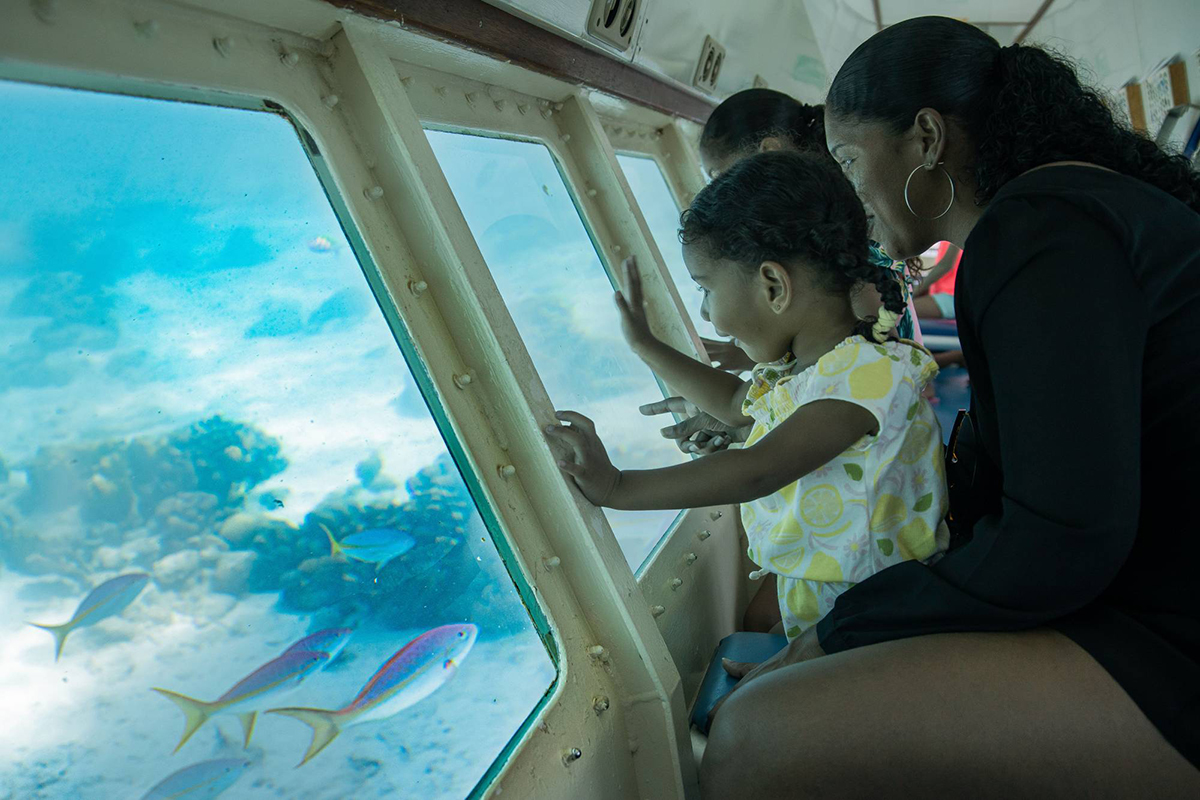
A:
692 35 726 93
587 0 639 52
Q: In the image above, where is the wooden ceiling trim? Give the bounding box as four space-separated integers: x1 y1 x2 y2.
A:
325 0 717 123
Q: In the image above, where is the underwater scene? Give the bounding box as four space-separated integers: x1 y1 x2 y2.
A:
426 131 686 568
0 80 556 799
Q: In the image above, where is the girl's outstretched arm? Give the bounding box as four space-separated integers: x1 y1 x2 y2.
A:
616 258 751 427
547 401 875 510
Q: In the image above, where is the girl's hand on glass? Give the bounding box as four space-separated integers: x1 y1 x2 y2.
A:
545 411 621 506
639 396 749 454
700 338 755 372
615 256 657 354
706 625 826 730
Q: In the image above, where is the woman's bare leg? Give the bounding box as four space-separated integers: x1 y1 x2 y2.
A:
701 629 1200 799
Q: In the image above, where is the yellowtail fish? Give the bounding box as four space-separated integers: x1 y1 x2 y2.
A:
28 572 150 661
140 758 250 799
319 523 416 571
283 627 354 665
268 623 478 766
154 649 328 751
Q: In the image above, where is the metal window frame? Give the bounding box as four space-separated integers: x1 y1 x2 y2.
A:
0 1 755 795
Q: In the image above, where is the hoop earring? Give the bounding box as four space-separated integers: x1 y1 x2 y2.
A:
904 162 956 220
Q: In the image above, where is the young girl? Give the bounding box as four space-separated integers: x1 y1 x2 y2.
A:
547 150 949 640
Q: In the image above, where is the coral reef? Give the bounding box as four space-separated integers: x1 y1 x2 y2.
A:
0 416 525 635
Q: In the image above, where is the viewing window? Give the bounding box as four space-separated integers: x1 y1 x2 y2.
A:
0 80 555 799
616 153 719 341
426 131 685 569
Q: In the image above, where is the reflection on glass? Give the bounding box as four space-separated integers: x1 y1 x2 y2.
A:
0 80 555 799
616 153 720 340
426 131 684 569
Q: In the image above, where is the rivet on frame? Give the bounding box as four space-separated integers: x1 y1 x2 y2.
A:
408 279 428 297
364 185 384 200
494 100 507 112
322 93 340 108
560 134 571 143
280 50 300 67
552 102 564 111
697 530 711 541
612 126 623 136
586 644 608 660
586 188 598 198
134 19 159 38
499 464 517 479
517 103 529 115
710 510 723 521
465 92 478 107
612 244 622 254
592 696 610 715
562 748 582 766
542 555 561 570
435 86 448 97
670 577 683 590
212 36 233 57
453 372 473 389
650 604 665 617
685 552 698 565
400 76 414 87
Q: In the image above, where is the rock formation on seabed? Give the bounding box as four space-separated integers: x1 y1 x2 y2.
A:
0 415 525 635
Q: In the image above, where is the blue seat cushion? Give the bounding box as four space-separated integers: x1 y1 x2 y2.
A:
690 632 788 734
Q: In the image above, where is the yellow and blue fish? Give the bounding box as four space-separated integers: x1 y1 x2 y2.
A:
282 627 354 665
139 758 250 799
320 523 416 571
154 649 329 751
28 572 150 661
268 623 478 765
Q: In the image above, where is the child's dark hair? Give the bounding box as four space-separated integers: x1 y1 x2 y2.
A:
679 150 905 341
700 89 827 161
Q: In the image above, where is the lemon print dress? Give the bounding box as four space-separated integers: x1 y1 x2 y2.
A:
740 336 950 640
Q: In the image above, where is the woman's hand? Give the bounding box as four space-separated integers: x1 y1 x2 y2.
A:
639 397 749 454
706 626 826 730
615 256 659 355
701 338 756 372
545 411 622 506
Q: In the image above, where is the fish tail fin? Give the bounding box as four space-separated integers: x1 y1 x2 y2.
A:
28 621 73 662
319 523 345 560
266 707 342 766
238 711 258 747
152 688 216 752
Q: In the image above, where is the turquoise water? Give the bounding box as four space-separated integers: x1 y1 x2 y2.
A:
0 79 555 799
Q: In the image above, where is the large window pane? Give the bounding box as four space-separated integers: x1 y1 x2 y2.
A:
426 131 684 569
0 80 554 799
616 153 720 340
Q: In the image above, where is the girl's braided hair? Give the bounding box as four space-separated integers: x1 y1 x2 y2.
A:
679 150 905 342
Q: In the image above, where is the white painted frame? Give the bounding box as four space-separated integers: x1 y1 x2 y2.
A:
0 1 754 796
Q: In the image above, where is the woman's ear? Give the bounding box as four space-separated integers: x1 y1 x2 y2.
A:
758 261 792 313
912 108 948 167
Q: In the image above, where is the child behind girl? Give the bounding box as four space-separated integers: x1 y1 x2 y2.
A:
546 150 949 640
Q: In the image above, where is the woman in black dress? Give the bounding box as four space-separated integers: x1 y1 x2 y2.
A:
702 16 1200 798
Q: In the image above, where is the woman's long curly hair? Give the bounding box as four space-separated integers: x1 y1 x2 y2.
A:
679 150 906 342
827 16 1200 212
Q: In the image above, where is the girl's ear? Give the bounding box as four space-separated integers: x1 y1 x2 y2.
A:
758 261 792 313
758 136 786 153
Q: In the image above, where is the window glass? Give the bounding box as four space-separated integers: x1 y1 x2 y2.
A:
0 80 555 799
426 131 684 569
616 153 719 341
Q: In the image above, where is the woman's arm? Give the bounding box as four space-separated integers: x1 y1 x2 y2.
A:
816 199 1145 652
616 258 751 426
913 244 960 296
547 400 876 509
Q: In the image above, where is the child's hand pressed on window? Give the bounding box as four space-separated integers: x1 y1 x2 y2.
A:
614 257 658 355
545 410 621 506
